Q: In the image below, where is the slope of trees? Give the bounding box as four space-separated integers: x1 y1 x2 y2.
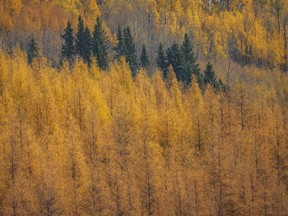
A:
59 18 219 89
1 1 288 215
0 49 287 215
0 0 287 70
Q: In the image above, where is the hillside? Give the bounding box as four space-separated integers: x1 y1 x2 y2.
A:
0 0 288 215
1 0 287 68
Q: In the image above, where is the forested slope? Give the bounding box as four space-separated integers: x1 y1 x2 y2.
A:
0 50 288 215
1 0 288 69
0 1 288 216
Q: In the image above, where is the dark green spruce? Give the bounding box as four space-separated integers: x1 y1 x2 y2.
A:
83 26 92 66
123 26 138 75
166 42 184 82
61 21 75 63
181 33 202 86
75 16 85 58
92 17 109 70
140 44 149 68
75 16 91 65
204 62 220 90
27 37 38 65
115 26 125 58
156 43 168 77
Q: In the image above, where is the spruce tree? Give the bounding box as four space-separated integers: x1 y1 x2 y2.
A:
181 33 201 86
76 16 86 59
115 26 124 58
92 17 109 70
140 44 149 68
218 78 226 91
123 26 138 75
61 21 75 63
166 42 184 82
83 26 92 66
27 37 38 65
204 62 218 89
156 43 168 75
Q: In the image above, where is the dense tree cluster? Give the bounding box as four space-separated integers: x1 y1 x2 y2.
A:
61 16 108 69
0 50 288 215
156 34 223 89
115 26 138 75
1 1 288 215
60 19 222 88
1 0 287 70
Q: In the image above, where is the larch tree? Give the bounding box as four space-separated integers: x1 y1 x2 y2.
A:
133 76 164 215
185 78 205 152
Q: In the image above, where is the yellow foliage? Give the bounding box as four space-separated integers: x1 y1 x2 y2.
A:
0 46 287 215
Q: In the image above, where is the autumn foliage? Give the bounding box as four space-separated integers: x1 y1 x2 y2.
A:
0 49 287 215
0 0 288 69
1 0 288 215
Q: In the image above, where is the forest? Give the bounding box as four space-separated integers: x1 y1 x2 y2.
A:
0 0 288 215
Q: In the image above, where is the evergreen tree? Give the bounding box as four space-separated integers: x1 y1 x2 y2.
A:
181 33 201 86
195 70 204 87
140 44 149 68
166 42 184 82
83 26 92 66
76 16 86 59
61 21 75 63
204 62 219 89
27 37 38 65
92 17 109 70
115 26 125 58
156 43 168 77
123 26 138 75
218 78 226 91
